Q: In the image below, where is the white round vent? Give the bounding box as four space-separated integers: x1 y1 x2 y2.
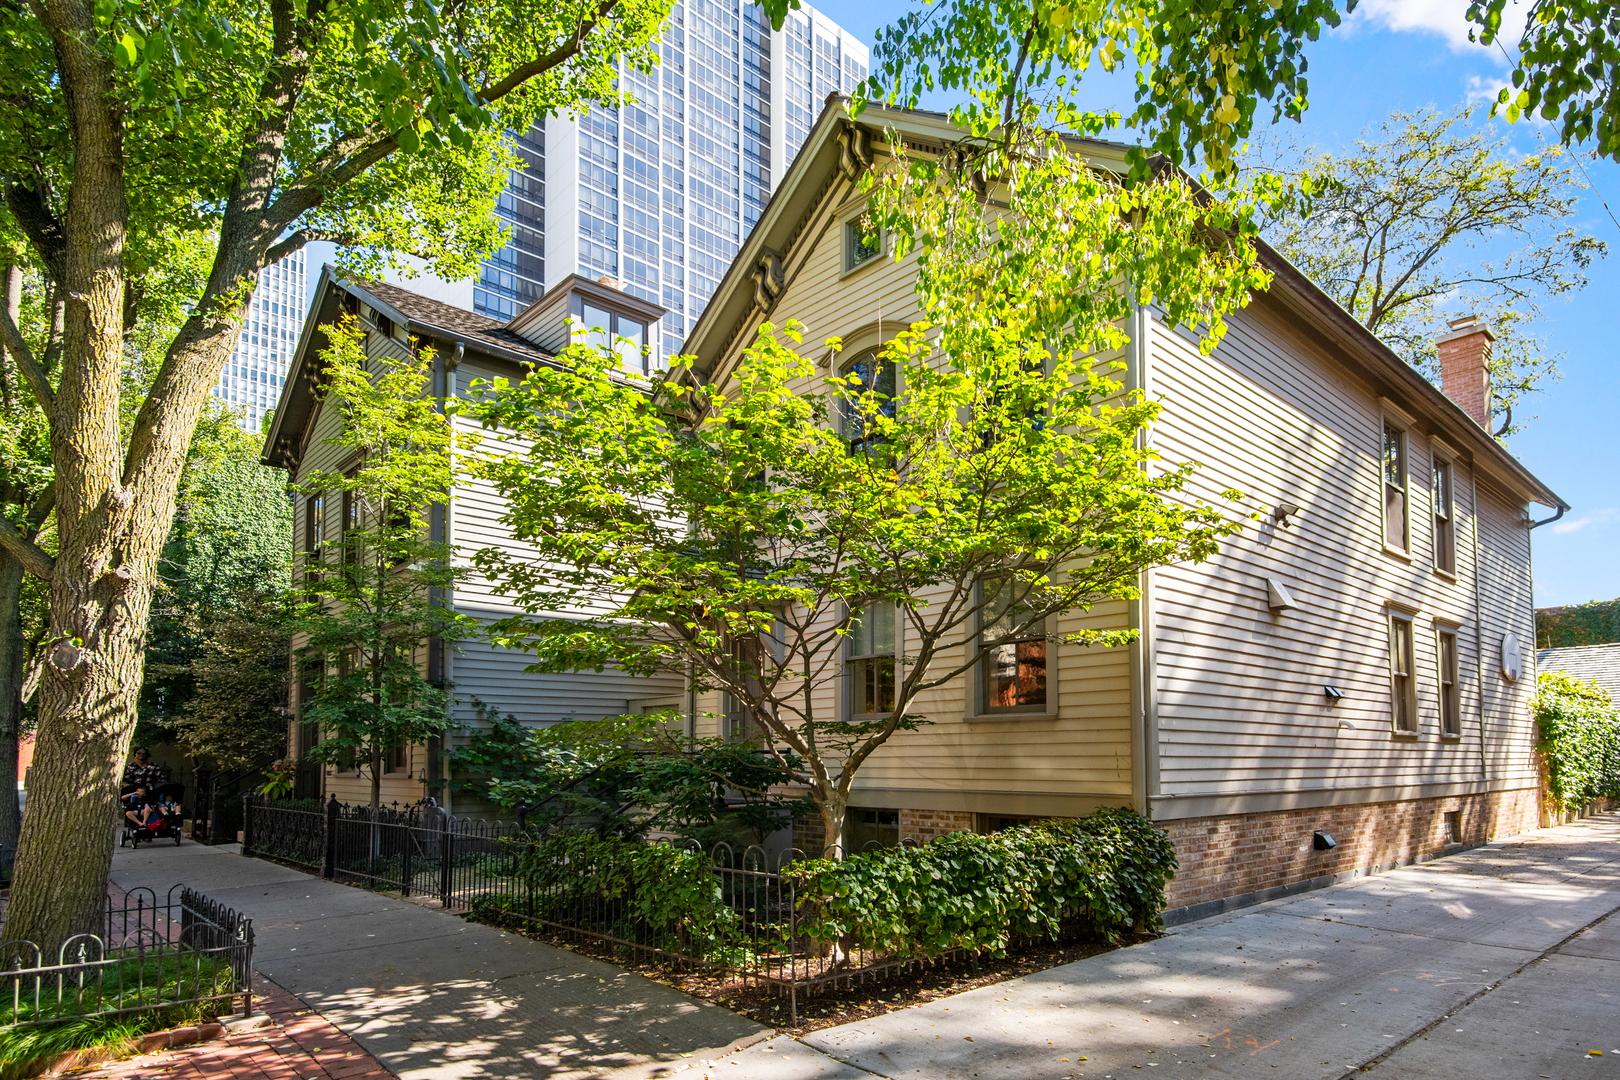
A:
1500 632 1523 682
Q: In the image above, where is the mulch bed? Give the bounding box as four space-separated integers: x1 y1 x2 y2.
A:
487 918 1152 1034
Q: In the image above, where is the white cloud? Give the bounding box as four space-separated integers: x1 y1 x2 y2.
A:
1551 508 1617 535
1465 74 1510 105
1348 0 1527 55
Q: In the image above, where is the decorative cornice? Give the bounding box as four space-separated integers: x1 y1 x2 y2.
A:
750 249 786 314
837 121 874 181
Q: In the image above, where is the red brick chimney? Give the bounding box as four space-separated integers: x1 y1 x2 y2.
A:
1436 314 1494 428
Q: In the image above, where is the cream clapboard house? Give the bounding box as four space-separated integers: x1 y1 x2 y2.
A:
680 101 1569 919
263 268 686 810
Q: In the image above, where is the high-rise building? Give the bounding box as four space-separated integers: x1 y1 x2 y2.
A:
216 249 308 432
408 0 866 357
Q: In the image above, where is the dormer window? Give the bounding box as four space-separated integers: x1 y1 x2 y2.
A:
574 303 649 376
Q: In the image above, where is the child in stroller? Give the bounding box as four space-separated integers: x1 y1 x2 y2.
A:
121 781 185 847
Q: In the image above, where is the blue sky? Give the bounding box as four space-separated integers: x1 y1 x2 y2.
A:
312 0 1617 607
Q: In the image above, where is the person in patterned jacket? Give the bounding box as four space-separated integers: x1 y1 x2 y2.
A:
121 747 168 791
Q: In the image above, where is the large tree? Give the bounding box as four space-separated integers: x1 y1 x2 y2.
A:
0 0 671 952
868 0 1355 181
466 142 1263 852
1257 103 1606 433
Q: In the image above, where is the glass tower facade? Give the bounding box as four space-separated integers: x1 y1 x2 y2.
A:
460 1 865 357
473 123 546 320
217 248 307 432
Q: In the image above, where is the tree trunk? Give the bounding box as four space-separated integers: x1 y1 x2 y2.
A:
817 788 848 859
370 749 381 810
0 553 24 852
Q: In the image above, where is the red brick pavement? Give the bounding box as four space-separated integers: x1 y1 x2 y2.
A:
68 974 394 1080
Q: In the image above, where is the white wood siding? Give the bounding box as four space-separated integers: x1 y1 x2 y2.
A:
1146 298 1538 819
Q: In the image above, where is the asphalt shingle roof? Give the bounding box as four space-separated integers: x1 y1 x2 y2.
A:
1536 642 1620 699
355 278 555 365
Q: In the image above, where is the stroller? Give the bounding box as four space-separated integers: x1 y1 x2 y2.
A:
120 781 185 848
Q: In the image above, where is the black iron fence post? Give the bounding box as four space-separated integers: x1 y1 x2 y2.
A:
211 783 228 845
241 794 256 856
439 809 453 907
322 795 339 879
400 813 414 898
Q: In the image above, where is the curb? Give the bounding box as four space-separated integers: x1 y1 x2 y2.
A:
27 1015 273 1077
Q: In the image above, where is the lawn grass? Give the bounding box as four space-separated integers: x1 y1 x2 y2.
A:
0 946 238 1075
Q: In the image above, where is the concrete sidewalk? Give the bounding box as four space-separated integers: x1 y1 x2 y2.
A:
110 841 764 1080
718 813 1620 1080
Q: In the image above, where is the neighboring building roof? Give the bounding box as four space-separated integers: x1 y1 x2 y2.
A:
681 96 1567 516
262 267 562 471
350 276 558 367
1536 642 1620 698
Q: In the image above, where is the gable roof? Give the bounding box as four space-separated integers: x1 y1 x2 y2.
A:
261 265 558 472
1537 642 1620 699
680 98 1566 515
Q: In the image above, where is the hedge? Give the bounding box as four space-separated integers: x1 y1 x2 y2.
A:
1536 671 1620 811
468 805 1176 963
786 807 1177 957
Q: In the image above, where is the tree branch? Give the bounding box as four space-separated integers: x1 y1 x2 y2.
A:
0 517 55 581
0 303 55 416
476 0 617 102
1 177 67 285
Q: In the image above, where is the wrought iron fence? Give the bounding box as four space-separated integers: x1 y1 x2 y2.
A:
0 885 254 1030
241 794 969 1020
243 795 522 906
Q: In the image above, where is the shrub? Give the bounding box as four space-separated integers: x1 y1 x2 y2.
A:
786 807 1177 957
469 806 1177 967
482 832 738 954
1536 671 1620 811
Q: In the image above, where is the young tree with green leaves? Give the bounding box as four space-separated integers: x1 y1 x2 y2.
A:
1255 103 1605 434
295 318 471 811
0 0 680 951
465 143 1260 854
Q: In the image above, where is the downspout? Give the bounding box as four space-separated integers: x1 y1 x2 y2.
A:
442 340 464 817
1127 299 1156 816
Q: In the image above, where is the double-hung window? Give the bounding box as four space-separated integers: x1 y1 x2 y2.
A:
847 604 897 719
980 578 1047 713
845 214 882 271
303 494 324 591
1432 458 1456 574
1389 612 1418 735
1437 627 1461 737
1383 422 1409 554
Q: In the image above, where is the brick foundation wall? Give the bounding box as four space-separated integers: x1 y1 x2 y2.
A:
1161 786 1542 911
899 808 976 844
793 813 826 856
